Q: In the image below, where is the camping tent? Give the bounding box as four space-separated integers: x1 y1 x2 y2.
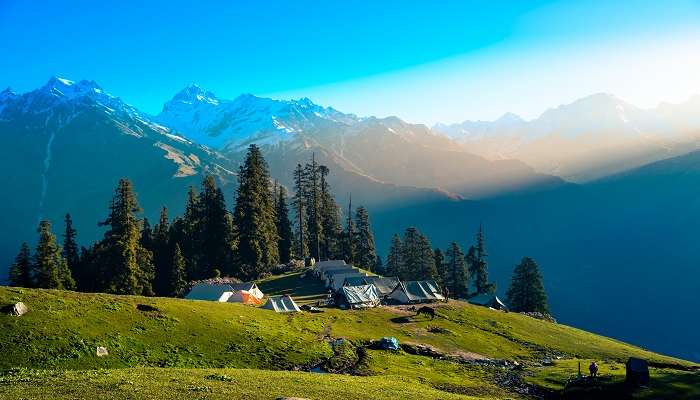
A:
330 273 367 291
468 294 508 311
323 268 360 287
185 283 235 302
626 357 650 386
362 276 400 297
388 280 444 304
313 260 347 276
341 285 381 308
227 290 264 305
342 276 367 287
226 282 264 304
262 295 301 313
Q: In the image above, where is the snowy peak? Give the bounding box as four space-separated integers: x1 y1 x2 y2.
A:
40 76 105 100
166 84 220 108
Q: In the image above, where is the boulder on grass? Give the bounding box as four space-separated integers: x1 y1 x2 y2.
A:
3 302 28 316
96 346 109 357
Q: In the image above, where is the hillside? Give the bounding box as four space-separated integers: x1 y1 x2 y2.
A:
1 282 697 399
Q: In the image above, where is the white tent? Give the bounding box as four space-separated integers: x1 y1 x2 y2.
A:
330 272 367 291
389 280 444 304
262 295 301 313
341 285 381 309
313 260 347 276
185 283 235 302
323 268 360 287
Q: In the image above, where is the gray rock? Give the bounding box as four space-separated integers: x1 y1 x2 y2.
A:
5 302 28 316
96 346 109 357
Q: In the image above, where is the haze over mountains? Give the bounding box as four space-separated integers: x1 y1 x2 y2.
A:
434 93 700 181
2 77 700 361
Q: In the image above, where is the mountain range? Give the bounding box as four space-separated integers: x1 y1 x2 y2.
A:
434 93 700 181
2 77 700 361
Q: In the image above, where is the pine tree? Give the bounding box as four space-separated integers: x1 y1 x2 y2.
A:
275 185 294 264
140 217 153 250
386 234 403 277
9 242 33 287
198 175 233 277
98 179 154 295
433 248 446 286
472 224 493 294
152 206 172 295
506 257 549 314
341 195 356 264
374 255 385 275
445 242 468 298
304 154 322 262
354 206 376 271
292 163 308 261
319 165 342 260
401 227 436 280
169 243 187 297
33 220 73 289
233 145 279 279
62 213 79 273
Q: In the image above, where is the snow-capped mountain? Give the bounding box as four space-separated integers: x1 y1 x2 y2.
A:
158 85 560 199
0 77 239 266
434 93 700 181
157 85 357 151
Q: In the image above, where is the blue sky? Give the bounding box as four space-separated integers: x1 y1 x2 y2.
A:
1 0 699 124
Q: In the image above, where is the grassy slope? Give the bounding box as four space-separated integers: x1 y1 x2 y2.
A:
0 275 697 399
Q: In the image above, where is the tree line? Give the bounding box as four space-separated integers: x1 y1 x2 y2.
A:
381 224 549 313
8 145 377 296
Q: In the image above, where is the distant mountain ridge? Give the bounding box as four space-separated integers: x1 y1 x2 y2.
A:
434 93 700 181
157 84 562 199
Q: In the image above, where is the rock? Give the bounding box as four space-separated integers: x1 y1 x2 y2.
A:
276 397 310 400
96 346 109 357
542 357 554 366
3 302 28 316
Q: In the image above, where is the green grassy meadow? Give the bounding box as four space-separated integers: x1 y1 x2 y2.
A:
0 272 697 399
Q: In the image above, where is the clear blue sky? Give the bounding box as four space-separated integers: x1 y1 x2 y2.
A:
1 0 699 124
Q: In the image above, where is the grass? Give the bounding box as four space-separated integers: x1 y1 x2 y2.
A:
0 367 490 400
0 281 697 399
524 359 700 399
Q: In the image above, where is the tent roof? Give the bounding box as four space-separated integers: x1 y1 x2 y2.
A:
227 282 258 292
363 276 400 295
185 283 235 301
627 357 649 372
262 295 301 312
341 285 380 307
394 280 444 302
343 276 367 287
331 273 368 290
324 268 359 277
468 293 507 309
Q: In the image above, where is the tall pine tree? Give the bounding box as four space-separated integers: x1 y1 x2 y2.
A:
354 206 376 271
98 179 154 295
401 227 437 280
445 242 468 298
386 234 403 277
169 243 188 297
472 224 493 294
341 195 356 264
292 163 308 261
319 165 342 260
33 220 74 289
275 185 294 264
233 145 279 279
506 257 549 314
304 154 322 262
433 248 446 286
62 213 79 274
198 175 233 277
9 242 33 288
152 206 172 295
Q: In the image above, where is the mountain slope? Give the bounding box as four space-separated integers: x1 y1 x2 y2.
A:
0 77 238 268
158 86 563 199
0 285 696 399
434 94 700 181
